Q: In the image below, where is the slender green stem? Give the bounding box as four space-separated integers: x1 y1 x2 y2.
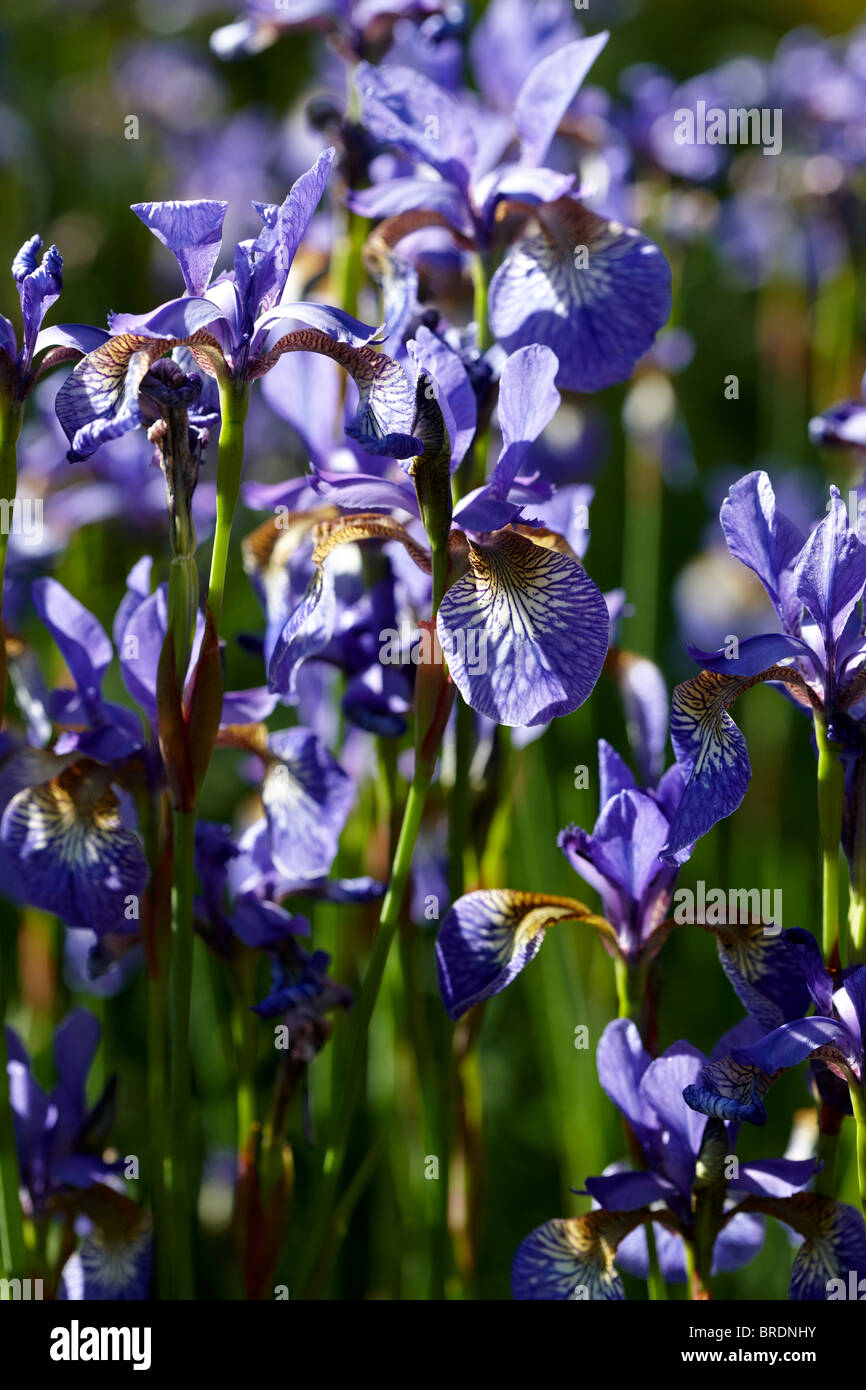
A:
298 769 432 1295
645 1221 667 1301
146 976 172 1298
207 380 250 630
448 697 473 904
815 713 845 962
0 945 27 1290
167 807 197 1299
621 435 663 661
614 955 648 1026
848 745 866 963
0 403 22 715
231 956 258 1160
814 1120 840 1199
850 1083 866 1216
471 254 492 353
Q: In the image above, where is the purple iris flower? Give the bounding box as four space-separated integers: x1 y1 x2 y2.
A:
685 936 866 1130
349 33 672 390
55 150 424 465
0 559 284 936
194 820 358 1054
7 1008 153 1299
211 0 462 61
6 1010 119 1210
243 504 412 737
511 1017 864 1301
435 738 685 1019
558 740 691 964
278 341 610 728
810 373 866 450
662 472 866 862
0 236 107 407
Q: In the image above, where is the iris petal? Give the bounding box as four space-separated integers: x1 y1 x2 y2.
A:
131 199 227 297
437 529 608 727
660 670 753 862
262 728 356 880
435 888 611 1020
736 1195 866 1301
488 199 671 392
0 764 149 935
512 1210 655 1300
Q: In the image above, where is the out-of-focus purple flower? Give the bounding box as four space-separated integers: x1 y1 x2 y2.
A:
211 0 464 61
349 35 672 390
810 373 866 451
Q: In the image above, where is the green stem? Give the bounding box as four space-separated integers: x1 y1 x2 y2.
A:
621 435 662 661
614 955 648 1026
814 1118 840 1199
645 1221 667 1301
850 1083 866 1216
298 769 432 1295
231 956 258 1160
0 403 22 714
848 745 866 963
815 713 845 962
448 697 473 904
207 380 249 630
167 807 197 1299
146 976 172 1298
0 945 27 1290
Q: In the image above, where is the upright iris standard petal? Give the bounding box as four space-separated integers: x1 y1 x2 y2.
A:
262 727 356 880
488 199 672 392
13 236 63 363
487 344 560 498
130 200 228 297
0 763 149 935
406 327 476 473
720 471 806 630
512 1210 654 1300
354 61 476 191
514 31 609 166
247 149 335 315
793 485 866 648
660 670 753 862
437 529 609 727
435 889 611 1020
32 579 114 707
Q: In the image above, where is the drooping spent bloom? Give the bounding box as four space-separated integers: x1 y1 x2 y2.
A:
512 1018 865 1301
661 472 866 862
